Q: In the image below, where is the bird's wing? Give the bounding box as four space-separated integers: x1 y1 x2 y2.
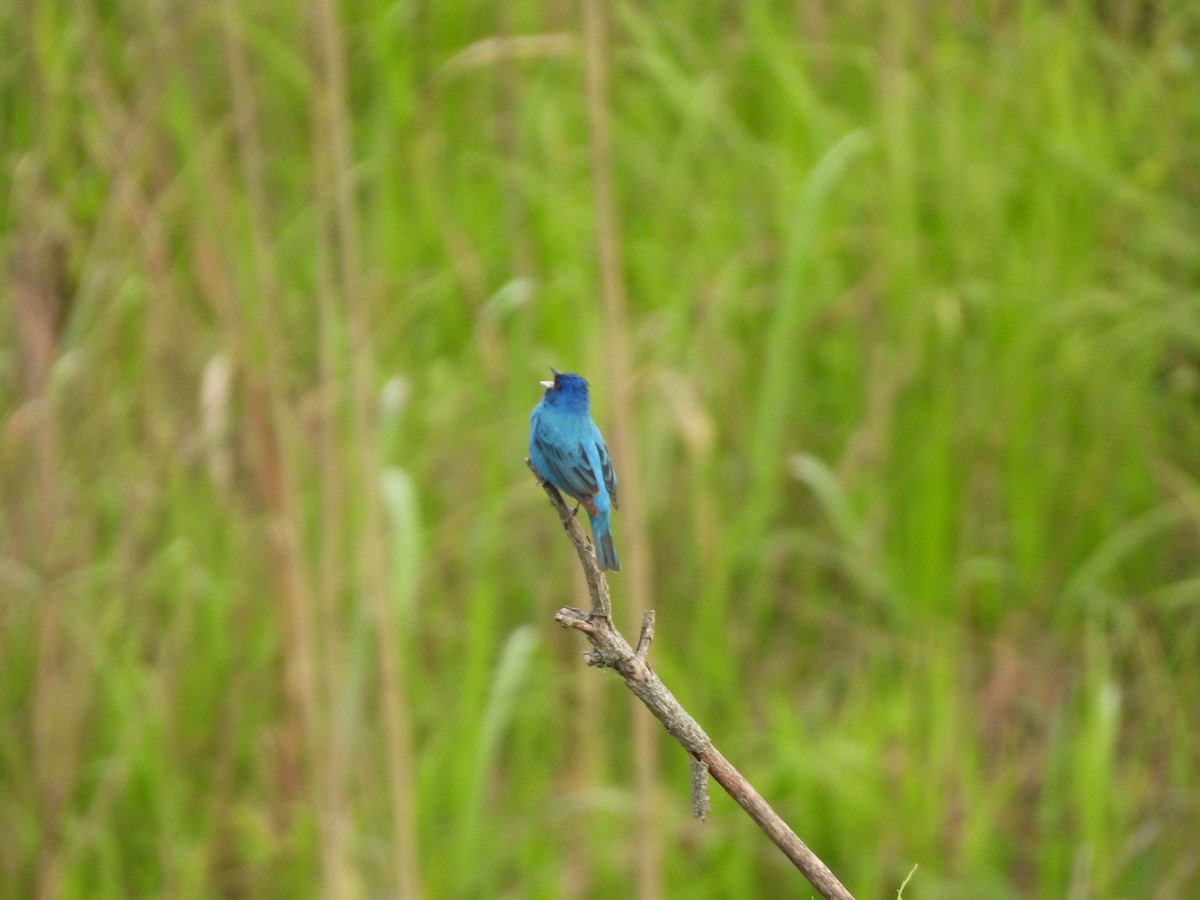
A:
596 439 618 510
532 432 600 503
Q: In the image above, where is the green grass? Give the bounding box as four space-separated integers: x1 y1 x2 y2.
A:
3 0 1200 897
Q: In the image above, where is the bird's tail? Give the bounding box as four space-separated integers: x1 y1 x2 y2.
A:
589 511 620 572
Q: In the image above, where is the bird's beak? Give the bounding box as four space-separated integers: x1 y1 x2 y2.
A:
540 379 554 388
541 367 559 388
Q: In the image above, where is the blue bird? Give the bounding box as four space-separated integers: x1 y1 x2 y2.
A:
529 368 620 571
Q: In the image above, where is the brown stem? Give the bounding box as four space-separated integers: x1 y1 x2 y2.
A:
530 461 854 900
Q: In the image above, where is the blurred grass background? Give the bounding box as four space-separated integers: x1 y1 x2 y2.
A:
3 0 1200 897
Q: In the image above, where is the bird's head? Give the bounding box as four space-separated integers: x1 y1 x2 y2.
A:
539 368 591 408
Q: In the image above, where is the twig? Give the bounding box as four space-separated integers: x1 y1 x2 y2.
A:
529 461 854 900
635 611 655 659
689 756 710 822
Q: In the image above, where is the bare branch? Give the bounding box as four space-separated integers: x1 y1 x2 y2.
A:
527 458 612 621
530 462 854 900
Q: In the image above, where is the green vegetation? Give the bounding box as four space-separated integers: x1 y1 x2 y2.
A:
3 1 1199 897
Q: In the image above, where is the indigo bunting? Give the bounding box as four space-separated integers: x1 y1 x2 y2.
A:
529 368 620 571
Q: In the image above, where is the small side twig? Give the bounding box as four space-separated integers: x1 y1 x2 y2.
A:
554 607 596 636
689 755 710 821
635 610 655 659
529 461 854 900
